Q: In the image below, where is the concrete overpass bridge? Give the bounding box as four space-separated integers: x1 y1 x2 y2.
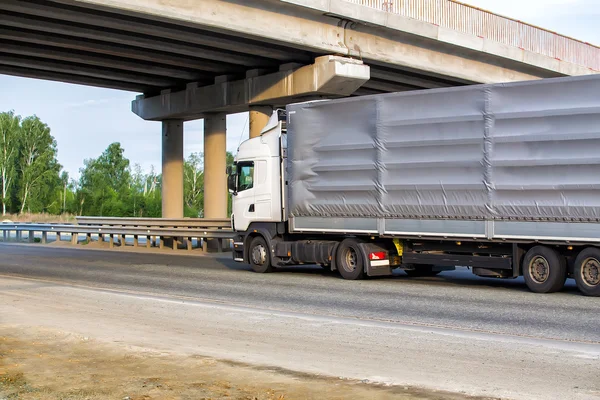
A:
1 0 598 223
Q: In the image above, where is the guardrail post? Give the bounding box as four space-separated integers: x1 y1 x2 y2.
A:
202 238 207 252
159 237 164 249
172 237 178 250
109 234 114 249
187 237 193 251
133 235 138 247
146 236 151 249
2 230 7 242
28 231 34 243
16 231 22 242
71 232 78 245
41 231 47 244
217 239 223 253
98 233 103 243
120 234 126 247
57 232 62 242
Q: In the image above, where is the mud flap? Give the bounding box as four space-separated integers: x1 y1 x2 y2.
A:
358 242 393 277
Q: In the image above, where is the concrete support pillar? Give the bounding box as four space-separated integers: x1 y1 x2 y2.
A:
161 120 184 218
249 106 273 139
204 113 227 219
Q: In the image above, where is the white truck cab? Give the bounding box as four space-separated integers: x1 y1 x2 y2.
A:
228 111 287 232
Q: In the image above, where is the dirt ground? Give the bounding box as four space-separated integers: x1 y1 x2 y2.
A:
0 326 493 400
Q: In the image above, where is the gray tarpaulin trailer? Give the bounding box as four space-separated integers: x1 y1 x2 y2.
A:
230 74 600 296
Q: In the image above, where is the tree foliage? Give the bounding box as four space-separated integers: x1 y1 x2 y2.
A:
0 111 20 215
184 151 235 217
17 116 60 213
0 110 236 218
78 142 132 216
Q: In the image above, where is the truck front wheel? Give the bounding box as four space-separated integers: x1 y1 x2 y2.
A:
336 239 365 280
574 248 600 297
522 246 566 293
248 236 273 273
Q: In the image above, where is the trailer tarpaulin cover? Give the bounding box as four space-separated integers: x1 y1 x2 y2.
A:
286 75 600 222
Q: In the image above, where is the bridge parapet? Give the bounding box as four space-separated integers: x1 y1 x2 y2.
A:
347 0 599 72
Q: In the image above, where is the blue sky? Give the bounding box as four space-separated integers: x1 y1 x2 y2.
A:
0 0 598 178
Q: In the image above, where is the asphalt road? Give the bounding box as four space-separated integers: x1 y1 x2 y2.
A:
1 243 599 400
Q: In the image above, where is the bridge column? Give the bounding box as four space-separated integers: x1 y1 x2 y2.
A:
249 106 273 139
204 113 227 219
161 119 184 218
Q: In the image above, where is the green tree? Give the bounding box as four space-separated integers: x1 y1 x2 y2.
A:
183 151 235 217
60 171 69 214
17 116 61 213
142 166 162 217
0 111 20 215
78 142 131 216
184 152 203 217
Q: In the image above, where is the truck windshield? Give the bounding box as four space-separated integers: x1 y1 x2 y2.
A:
237 161 254 192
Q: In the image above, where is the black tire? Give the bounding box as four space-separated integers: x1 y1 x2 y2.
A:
404 264 440 277
522 246 566 293
336 239 365 280
248 236 273 273
574 248 600 297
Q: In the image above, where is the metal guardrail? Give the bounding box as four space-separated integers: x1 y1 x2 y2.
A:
76 216 231 228
0 219 234 252
348 0 600 71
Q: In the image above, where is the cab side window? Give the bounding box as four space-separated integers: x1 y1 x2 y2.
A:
237 162 254 192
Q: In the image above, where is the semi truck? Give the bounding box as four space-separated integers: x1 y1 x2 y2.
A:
228 74 600 296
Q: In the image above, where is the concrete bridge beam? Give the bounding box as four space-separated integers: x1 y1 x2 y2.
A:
132 56 370 121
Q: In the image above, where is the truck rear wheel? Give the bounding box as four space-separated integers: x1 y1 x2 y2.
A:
336 239 365 280
522 246 566 293
574 248 600 297
249 236 273 273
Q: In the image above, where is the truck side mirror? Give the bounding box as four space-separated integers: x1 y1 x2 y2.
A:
227 172 237 195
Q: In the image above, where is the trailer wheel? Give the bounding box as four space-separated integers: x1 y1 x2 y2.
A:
574 248 600 297
523 246 566 293
404 264 440 277
336 239 365 280
249 236 273 273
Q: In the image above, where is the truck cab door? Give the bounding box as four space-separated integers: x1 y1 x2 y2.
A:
232 161 255 231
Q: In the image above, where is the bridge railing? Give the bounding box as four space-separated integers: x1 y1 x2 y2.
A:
0 218 234 252
348 0 600 71
76 216 232 229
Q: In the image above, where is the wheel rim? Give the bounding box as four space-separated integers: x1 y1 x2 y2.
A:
342 247 358 273
529 256 550 284
251 243 267 265
581 257 600 287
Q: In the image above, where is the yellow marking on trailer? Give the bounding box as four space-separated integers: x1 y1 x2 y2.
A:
393 238 403 256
